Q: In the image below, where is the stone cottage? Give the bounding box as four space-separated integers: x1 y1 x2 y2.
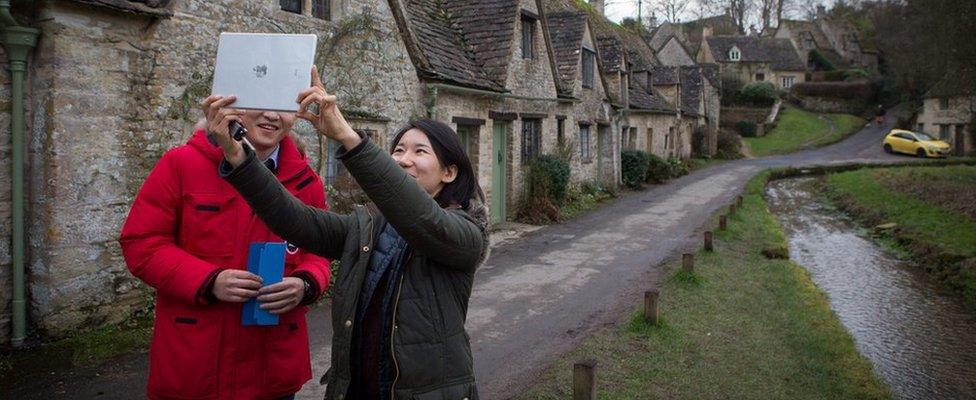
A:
698 35 806 90
916 71 975 156
544 10 617 184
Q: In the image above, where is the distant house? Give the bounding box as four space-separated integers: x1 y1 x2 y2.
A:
698 36 806 90
768 16 877 72
917 71 975 155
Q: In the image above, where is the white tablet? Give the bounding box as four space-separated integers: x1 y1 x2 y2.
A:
211 32 318 112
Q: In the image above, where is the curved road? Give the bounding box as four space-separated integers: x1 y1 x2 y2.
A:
5 115 911 399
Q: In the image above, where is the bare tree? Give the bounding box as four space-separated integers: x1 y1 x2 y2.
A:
654 0 690 22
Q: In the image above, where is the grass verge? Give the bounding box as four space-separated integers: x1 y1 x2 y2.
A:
822 165 976 306
744 106 867 157
0 314 153 390
517 172 891 400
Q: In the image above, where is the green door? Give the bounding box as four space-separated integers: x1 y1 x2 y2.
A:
491 123 507 224
596 126 605 183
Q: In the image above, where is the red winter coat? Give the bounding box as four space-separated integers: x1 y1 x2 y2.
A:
119 129 331 399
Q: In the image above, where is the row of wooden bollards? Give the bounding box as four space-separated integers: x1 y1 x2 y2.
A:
572 194 745 399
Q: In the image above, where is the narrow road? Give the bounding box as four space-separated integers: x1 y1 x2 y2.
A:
4 114 910 399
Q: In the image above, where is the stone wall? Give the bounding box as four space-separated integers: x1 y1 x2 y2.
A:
7 0 423 341
794 95 868 115
0 45 11 344
720 106 771 127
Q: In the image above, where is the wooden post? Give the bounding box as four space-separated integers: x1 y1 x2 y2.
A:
573 360 597 400
737 195 743 207
719 215 727 230
682 253 694 273
704 231 713 251
644 290 659 325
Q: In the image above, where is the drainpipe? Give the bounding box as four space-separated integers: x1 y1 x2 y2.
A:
1 0 40 348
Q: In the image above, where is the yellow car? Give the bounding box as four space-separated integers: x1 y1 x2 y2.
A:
883 129 951 158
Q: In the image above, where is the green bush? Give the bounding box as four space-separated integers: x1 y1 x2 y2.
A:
647 154 671 183
667 156 690 177
527 155 570 204
741 82 778 106
716 129 743 159
809 49 836 71
621 150 651 189
736 120 758 137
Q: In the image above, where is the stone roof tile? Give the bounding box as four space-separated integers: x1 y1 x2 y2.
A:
706 36 805 71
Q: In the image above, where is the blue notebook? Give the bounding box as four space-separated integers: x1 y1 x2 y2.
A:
241 242 286 326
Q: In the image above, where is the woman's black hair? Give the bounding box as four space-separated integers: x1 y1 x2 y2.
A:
390 119 486 209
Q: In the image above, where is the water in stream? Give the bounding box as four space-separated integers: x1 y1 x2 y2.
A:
766 177 976 400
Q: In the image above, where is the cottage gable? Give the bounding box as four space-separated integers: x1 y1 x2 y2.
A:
705 36 805 71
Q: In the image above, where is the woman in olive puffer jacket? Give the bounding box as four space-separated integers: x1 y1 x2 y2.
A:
207 67 489 400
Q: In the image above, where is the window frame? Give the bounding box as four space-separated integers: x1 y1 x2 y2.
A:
579 124 591 161
729 46 741 61
782 76 795 88
521 15 536 60
521 119 542 164
581 47 596 89
280 0 302 14
312 0 331 20
940 98 950 110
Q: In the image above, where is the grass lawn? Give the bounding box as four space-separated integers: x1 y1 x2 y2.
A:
518 172 891 400
823 165 976 305
744 107 867 157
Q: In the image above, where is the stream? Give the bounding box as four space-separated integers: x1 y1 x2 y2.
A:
766 177 976 399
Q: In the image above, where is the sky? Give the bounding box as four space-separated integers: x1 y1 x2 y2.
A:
602 0 831 25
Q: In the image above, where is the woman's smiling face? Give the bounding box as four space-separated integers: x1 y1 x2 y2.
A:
392 128 457 197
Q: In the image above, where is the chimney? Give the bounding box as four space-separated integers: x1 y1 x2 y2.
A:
702 26 713 39
816 5 826 18
590 0 605 16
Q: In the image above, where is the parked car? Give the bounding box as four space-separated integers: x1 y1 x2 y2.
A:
883 129 951 158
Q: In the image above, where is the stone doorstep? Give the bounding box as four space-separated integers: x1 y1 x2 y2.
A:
489 221 543 249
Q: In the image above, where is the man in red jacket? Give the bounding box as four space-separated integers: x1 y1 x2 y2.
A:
119 103 330 399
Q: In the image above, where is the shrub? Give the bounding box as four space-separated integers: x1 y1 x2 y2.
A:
716 128 743 159
741 81 778 106
736 120 758 137
667 156 690 177
646 154 671 183
527 155 570 204
822 70 847 82
621 150 650 189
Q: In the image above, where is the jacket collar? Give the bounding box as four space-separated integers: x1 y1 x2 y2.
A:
188 128 309 182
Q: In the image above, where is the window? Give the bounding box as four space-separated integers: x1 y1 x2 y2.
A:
940 98 950 110
782 76 795 88
579 124 590 160
521 15 535 59
940 124 950 140
280 0 302 13
917 123 924 133
621 126 630 149
324 139 346 184
729 46 741 61
456 124 480 174
521 119 541 163
629 127 638 150
313 0 331 20
582 48 596 88
755 73 765 81
668 126 676 149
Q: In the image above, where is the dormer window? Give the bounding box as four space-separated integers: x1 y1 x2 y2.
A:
729 46 741 61
521 11 538 59
582 47 595 88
